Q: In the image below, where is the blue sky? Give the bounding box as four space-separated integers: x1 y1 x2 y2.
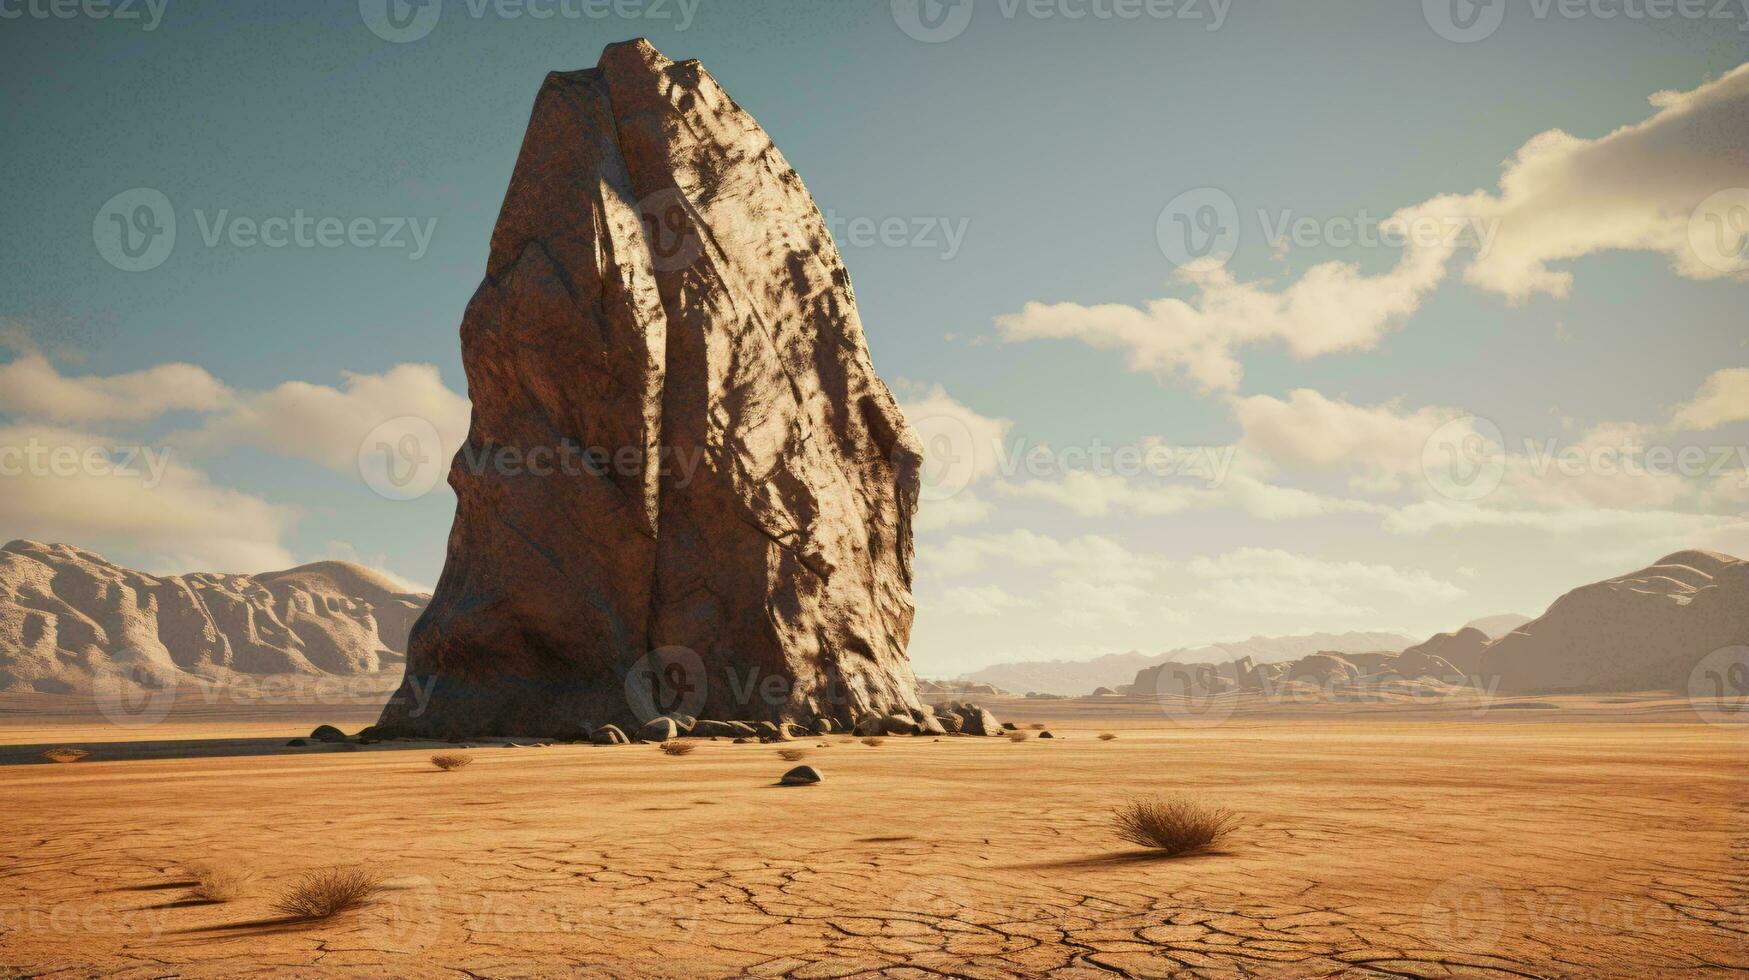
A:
3 0 1747 674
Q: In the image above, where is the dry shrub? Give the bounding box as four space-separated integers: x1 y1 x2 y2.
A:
1098 733 1118 741
272 867 382 919
1028 723 1046 730
660 741 696 756
430 753 473 770
1007 730 1030 742
1112 795 1238 856
42 748 89 764
860 736 884 747
189 864 256 903
777 748 808 762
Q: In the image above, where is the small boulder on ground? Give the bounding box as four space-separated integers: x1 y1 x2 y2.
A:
932 701 1004 736
810 718 833 735
285 738 307 747
1038 731 1055 739
780 765 823 786
882 713 920 736
309 725 348 743
637 717 679 742
591 724 629 745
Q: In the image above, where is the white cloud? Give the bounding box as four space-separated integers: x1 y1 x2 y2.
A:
0 424 295 573
1233 388 1454 493
914 490 994 531
996 227 1456 392
995 63 1749 389
1464 63 1749 299
1671 367 1749 431
938 584 1021 617
0 353 233 423
181 363 471 472
919 529 1161 583
996 466 1378 520
1183 548 1464 607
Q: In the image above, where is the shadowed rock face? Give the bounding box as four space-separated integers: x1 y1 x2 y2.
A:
378 40 924 738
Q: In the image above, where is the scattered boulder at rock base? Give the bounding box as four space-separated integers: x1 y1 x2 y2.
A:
780 765 823 786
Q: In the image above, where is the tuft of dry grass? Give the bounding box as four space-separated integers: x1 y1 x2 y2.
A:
42 747 89 764
188 864 257 903
430 753 473 770
1007 730 1030 742
272 867 383 920
1098 733 1119 741
860 736 884 747
1112 795 1238 856
659 741 696 756
1028 723 1046 730
777 748 808 762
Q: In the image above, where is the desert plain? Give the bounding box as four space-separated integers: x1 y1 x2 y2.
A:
1 692 1744 979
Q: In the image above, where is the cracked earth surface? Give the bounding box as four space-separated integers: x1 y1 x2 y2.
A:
1 703 1744 978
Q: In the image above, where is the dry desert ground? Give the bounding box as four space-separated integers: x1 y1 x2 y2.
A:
1 692 1745 978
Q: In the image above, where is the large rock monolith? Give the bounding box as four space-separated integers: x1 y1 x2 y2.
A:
377 39 925 739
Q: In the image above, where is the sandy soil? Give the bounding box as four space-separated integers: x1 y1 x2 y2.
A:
1 696 1745 978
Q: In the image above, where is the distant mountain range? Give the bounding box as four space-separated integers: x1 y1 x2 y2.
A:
0 540 429 694
5 539 1739 701
960 630 1418 696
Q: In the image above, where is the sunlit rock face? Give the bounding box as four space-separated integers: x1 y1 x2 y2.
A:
378 40 924 739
